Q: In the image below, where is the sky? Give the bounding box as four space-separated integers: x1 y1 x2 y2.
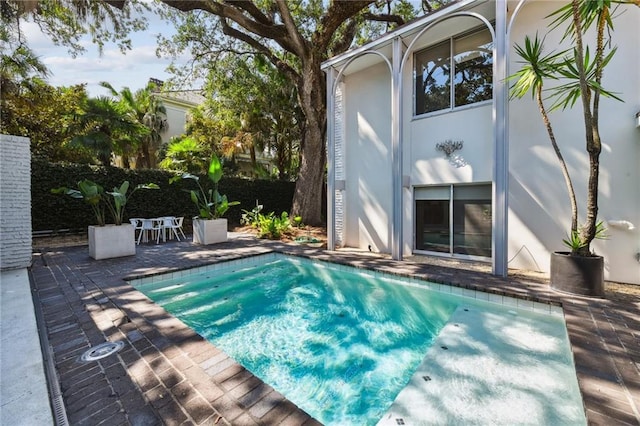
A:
22 1 427 98
23 6 185 97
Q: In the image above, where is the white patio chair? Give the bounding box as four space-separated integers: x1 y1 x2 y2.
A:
161 216 181 241
163 216 186 241
129 218 144 245
138 218 163 244
173 217 187 240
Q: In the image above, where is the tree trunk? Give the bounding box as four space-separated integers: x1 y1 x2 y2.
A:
291 58 326 226
121 152 131 169
249 142 257 170
536 86 578 235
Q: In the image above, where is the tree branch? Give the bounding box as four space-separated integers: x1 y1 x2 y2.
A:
330 18 358 56
422 0 434 14
161 1 289 42
220 20 300 84
314 1 374 51
274 0 307 56
361 12 405 26
224 0 273 26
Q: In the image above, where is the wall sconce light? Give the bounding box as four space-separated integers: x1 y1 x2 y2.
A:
436 139 464 158
636 111 640 128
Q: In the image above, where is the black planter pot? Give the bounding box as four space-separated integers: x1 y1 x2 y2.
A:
550 251 604 297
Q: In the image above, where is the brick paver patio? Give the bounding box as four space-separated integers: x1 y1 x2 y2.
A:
29 234 639 425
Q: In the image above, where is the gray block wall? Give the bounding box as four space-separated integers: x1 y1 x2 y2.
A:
0 134 32 270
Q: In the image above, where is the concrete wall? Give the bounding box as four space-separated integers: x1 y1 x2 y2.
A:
0 135 32 270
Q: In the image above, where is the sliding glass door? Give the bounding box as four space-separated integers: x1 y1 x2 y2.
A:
415 184 492 258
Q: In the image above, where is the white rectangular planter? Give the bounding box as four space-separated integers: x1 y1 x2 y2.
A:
88 224 136 260
192 218 227 245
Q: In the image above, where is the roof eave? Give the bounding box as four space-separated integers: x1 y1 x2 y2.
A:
321 0 483 71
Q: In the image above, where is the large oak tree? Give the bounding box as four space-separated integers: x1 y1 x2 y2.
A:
6 0 438 225
157 0 422 224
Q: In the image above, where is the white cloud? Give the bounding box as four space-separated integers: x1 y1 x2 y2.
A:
22 11 186 96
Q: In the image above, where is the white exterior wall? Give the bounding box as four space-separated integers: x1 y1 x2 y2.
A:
161 104 190 144
343 63 393 252
0 135 32 270
328 0 639 284
508 2 640 284
407 106 493 184
403 102 494 254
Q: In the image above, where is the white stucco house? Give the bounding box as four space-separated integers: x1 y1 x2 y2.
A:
155 88 206 144
322 0 640 285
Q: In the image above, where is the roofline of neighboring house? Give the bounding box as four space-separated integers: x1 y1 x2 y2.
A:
321 0 483 71
155 91 205 109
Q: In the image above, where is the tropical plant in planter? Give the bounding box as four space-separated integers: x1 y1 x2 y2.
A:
170 153 239 244
52 179 158 259
509 0 636 296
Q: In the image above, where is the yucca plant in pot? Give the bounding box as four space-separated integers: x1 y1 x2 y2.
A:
509 0 635 296
52 179 158 259
170 153 239 245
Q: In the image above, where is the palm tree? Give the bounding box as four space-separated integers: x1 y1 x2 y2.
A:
70 96 148 167
1 3 49 99
100 81 168 169
509 0 625 255
158 136 209 174
140 92 168 168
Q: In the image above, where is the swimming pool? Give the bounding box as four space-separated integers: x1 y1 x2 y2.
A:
132 253 586 425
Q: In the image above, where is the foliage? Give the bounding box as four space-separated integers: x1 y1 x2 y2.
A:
4 0 446 225
1 0 149 141
52 179 159 226
68 95 149 167
1 2 49 97
255 212 292 240
240 203 293 239
155 0 445 224
204 55 303 180
240 204 264 227
33 158 296 232
0 80 96 162
100 81 168 169
563 221 608 252
2 0 149 57
159 136 210 174
356 0 422 46
52 179 107 226
104 181 160 225
0 44 49 97
169 153 240 219
183 107 229 155
509 0 635 256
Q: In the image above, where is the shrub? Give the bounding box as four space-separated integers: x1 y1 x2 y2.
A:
33 158 295 233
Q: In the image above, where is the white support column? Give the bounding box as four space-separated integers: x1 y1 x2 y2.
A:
391 37 403 260
493 0 509 276
326 67 337 251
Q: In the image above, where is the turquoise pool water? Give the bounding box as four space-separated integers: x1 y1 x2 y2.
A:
132 254 586 425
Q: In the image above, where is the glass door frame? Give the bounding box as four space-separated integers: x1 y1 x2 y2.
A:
413 183 492 262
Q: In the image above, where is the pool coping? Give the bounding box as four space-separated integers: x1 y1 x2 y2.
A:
28 236 640 425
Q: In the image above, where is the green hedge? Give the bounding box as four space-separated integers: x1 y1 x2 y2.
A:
33 158 295 233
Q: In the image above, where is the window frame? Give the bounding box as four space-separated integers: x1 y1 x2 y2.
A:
413 26 494 117
414 183 493 261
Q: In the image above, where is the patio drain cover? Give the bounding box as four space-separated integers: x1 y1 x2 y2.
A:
80 341 125 362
